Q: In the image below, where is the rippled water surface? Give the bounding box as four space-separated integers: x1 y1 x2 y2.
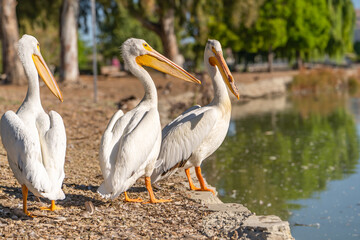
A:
202 94 360 240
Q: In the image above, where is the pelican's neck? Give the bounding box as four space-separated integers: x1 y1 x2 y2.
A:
209 66 231 110
21 54 42 108
130 62 158 107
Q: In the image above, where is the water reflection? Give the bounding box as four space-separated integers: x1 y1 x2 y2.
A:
202 94 359 221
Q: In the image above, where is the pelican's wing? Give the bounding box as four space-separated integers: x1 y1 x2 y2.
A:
99 109 125 180
151 107 218 183
100 109 126 155
112 108 161 193
38 111 66 199
162 105 201 136
0 111 51 193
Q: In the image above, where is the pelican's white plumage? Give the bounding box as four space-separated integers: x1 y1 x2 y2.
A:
151 40 239 193
97 38 200 203
0 35 66 216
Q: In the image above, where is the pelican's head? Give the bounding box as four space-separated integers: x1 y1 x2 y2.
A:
18 34 63 102
122 38 200 84
205 39 239 99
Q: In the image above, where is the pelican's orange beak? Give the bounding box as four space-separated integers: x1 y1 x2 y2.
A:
209 47 239 99
136 45 201 84
32 47 63 102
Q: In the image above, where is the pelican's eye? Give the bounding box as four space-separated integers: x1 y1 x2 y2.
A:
37 44 40 52
143 43 152 51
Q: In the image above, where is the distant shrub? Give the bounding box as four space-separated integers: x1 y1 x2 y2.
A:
289 68 355 94
348 77 359 94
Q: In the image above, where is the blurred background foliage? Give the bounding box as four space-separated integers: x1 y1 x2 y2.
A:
97 1 163 63
16 0 62 68
95 0 358 71
0 0 359 76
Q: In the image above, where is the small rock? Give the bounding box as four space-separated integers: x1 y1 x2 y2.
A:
54 216 67 222
81 212 91 218
84 201 95 214
152 183 162 190
11 215 18 220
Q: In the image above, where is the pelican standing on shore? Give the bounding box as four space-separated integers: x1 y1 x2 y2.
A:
97 38 200 203
1 35 66 217
151 39 239 194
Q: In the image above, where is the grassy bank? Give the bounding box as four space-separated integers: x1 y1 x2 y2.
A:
289 67 360 94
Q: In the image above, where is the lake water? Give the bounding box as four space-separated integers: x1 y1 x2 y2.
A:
202 93 360 240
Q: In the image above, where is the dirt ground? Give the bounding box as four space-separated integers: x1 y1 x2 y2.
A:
0 70 295 239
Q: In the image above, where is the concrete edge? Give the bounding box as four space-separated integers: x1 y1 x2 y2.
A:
176 171 294 240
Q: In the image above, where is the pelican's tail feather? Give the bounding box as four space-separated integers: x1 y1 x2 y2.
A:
97 181 124 199
42 189 65 201
97 182 113 199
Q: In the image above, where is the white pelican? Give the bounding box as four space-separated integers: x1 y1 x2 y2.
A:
97 38 200 203
0 35 66 217
151 39 239 194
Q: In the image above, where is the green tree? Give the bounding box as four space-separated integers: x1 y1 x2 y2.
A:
120 0 185 65
326 0 356 60
97 0 162 63
0 0 83 84
246 0 289 72
355 42 360 58
286 0 331 68
16 0 61 68
184 0 223 70
17 0 61 29
182 0 263 70
17 0 80 83
78 35 92 71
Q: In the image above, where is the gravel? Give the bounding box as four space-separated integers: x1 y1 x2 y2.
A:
0 75 213 239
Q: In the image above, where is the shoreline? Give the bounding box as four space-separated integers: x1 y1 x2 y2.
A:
176 170 294 239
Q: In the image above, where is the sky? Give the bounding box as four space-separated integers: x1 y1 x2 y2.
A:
353 0 360 9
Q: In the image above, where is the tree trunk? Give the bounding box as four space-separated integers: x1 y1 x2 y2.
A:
243 54 249 72
128 1 183 66
295 50 303 70
267 46 273 73
159 8 183 66
60 0 79 83
0 0 26 85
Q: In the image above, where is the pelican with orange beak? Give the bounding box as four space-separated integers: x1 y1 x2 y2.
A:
1 35 66 217
97 38 200 203
151 39 240 194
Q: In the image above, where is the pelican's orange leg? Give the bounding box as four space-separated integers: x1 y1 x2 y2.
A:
185 168 200 191
40 200 63 211
194 166 215 195
22 185 35 217
143 177 171 204
124 192 143 203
